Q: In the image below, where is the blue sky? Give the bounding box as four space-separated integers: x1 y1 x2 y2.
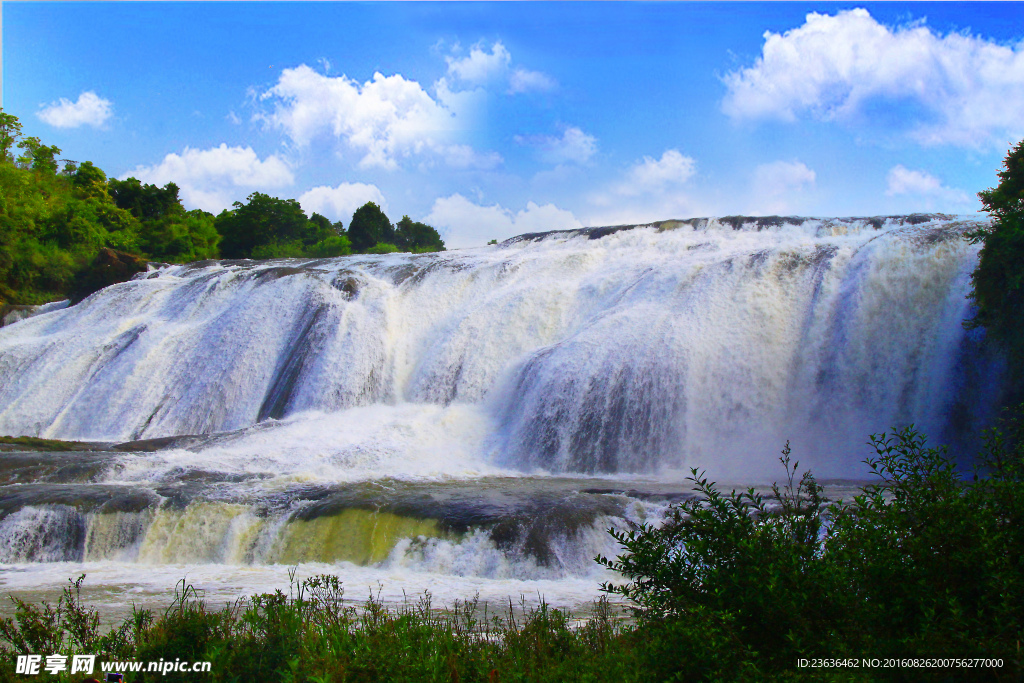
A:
5 2 1023 247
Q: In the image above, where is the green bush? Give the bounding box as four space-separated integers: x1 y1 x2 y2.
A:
599 416 1024 680
825 427 1020 661
250 240 307 260
598 445 850 676
306 234 352 258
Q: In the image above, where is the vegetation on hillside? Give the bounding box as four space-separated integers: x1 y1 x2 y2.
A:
0 110 444 307
968 138 1024 394
1 113 156 304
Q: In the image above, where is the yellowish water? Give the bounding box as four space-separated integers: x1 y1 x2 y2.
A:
273 509 444 565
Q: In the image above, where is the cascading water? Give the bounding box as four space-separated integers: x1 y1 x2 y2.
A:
0 215 1003 612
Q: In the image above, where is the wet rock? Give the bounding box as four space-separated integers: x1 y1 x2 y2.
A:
0 435 109 452
0 304 40 327
69 247 150 304
332 275 360 299
112 435 208 452
0 301 70 327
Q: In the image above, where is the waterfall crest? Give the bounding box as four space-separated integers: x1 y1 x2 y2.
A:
0 215 1001 479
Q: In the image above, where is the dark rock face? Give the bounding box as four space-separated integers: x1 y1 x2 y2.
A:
0 304 39 327
69 248 150 304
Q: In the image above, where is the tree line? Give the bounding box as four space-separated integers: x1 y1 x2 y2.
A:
0 110 443 306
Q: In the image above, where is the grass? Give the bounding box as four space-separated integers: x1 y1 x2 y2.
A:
0 575 646 683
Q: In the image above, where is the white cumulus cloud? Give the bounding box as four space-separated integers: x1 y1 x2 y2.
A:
298 183 387 223
425 194 582 248
446 41 555 94
885 165 971 210
125 144 294 213
257 64 496 170
722 8 1024 148
750 160 817 214
446 42 512 84
37 91 113 129
517 126 598 165
617 149 697 195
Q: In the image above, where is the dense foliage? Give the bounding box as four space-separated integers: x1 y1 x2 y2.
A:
1 117 128 304
348 201 395 253
0 110 444 306
599 416 1024 681
968 139 1024 391
107 177 220 263
215 193 345 260
0 111 217 305
395 215 446 253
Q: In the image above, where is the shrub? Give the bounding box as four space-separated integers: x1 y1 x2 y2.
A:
599 418 1024 680
307 234 352 258
825 427 1019 661
598 445 851 676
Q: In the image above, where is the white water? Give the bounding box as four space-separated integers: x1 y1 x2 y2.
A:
0 215 1003 611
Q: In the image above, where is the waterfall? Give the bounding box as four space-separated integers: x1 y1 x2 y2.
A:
0 215 1004 594
0 215 998 478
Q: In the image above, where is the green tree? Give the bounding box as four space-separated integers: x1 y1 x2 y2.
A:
72 161 109 198
968 139 1024 390
301 212 350 258
17 137 62 175
215 192 311 259
138 210 220 262
307 212 342 242
348 202 394 252
107 178 219 262
0 111 221 304
108 177 183 222
394 215 445 252
0 110 24 162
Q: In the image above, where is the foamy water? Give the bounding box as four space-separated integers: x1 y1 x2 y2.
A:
0 215 1003 610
